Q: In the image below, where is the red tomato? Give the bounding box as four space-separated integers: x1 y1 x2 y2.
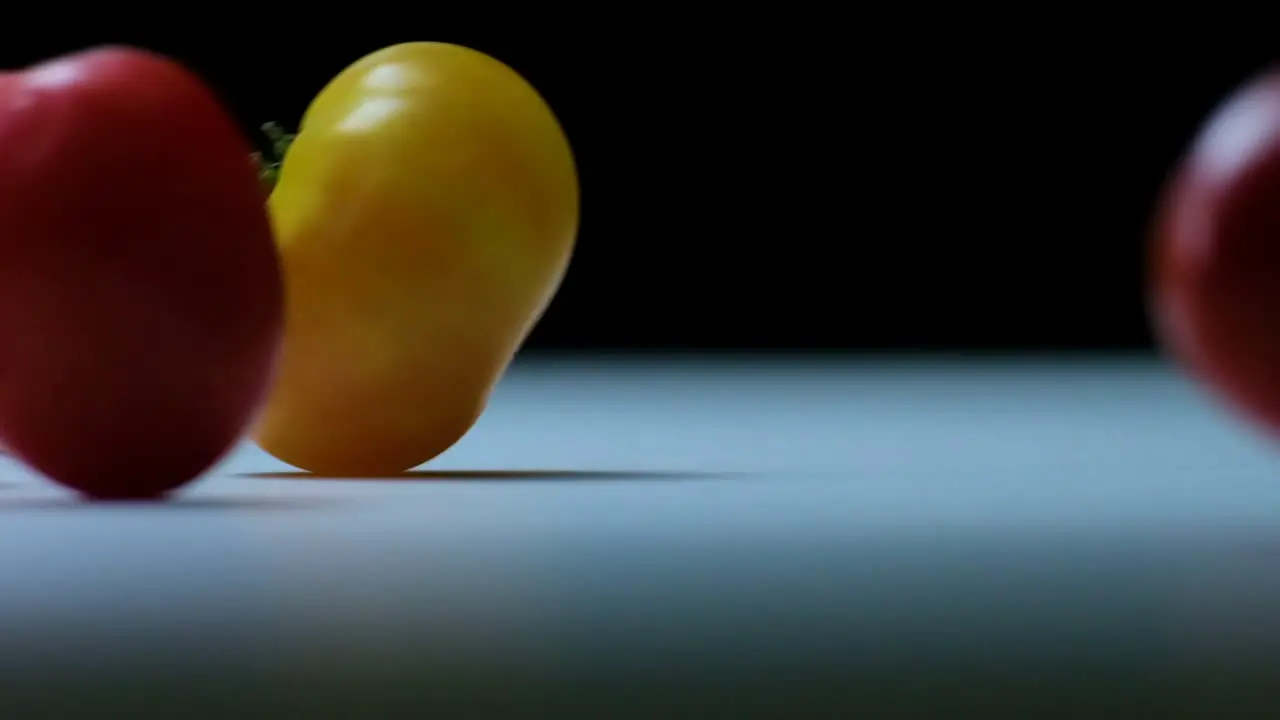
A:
1153 67 1280 436
0 47 283 499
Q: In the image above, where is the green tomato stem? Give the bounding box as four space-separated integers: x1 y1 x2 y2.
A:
251 121 296 194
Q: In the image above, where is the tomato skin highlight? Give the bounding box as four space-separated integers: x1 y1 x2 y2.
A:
0 47 284 499
253 42 579 476
1153 68 1280 437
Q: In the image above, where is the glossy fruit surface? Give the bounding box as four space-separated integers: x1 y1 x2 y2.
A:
253 42 579 475
1153 67 1280 435
0 46 284 498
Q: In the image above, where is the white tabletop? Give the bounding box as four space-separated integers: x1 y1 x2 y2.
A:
2 356 1278 716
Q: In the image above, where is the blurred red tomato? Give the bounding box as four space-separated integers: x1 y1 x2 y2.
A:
0 47 283 498
1153 67 1280 437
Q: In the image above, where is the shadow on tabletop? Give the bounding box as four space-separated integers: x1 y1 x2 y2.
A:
0 495 345 511
236 469 732 481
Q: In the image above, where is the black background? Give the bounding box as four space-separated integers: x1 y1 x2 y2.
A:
0 29 1273 353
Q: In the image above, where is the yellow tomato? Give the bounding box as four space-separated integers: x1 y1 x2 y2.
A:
252 42 579 475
